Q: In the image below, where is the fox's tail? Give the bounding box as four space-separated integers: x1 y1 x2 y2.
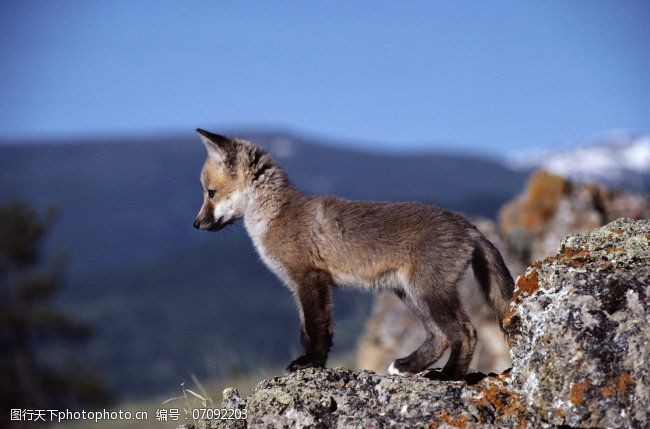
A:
471 235 515 334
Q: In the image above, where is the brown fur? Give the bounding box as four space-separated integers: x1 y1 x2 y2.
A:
193 129 514 378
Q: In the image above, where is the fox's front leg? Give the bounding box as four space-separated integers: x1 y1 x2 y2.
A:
286 270 333 372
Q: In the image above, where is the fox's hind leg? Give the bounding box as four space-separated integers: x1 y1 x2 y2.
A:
422 279 477 380
388 309 449 375
391 289 477 379
390 256 477 379
433 307 477 379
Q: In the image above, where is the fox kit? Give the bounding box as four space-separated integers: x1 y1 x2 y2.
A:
193 129 514 379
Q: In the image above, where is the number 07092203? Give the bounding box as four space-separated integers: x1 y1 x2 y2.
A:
192 408 247 420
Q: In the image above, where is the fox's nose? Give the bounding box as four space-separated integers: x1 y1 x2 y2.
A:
193 220 201 229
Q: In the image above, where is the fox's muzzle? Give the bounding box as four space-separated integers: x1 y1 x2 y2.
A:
193 216 235 232
194 204 218 231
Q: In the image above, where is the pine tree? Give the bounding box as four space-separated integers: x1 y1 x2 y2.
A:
0 202 112 424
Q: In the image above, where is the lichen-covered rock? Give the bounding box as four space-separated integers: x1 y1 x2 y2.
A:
499 171 650 264
204 218 649 429
204 367 530 429
505 218 649 428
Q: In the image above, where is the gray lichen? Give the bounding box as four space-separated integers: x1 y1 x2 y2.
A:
506 218 649 428
204 367 529 428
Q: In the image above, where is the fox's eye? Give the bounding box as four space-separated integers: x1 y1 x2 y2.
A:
208 189 216 199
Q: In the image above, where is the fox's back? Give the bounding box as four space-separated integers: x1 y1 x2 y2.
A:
300 196 479 288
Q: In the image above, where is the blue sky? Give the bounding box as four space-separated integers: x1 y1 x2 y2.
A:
0 1 648 154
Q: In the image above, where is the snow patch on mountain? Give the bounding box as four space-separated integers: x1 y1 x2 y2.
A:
510 134 650 193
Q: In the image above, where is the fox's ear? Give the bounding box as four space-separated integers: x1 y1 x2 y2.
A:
196 128 237 165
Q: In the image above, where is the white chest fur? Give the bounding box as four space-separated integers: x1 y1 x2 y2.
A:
243 213 293 288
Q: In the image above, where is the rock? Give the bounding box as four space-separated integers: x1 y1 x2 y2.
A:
205 367 530 428
205 219 648 428
499 170 650 264
505 218 649 428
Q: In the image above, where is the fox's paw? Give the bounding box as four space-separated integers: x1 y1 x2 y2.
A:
388 356 427 376
286 354 326 373
387 362 407 375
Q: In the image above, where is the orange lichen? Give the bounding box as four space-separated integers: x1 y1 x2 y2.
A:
470 382 528 429
549 247 594 268
617 373 633 394
430 411 469 428
567 252 589 268
601 383 614 399
517 268 540 295
479 386 521 415
506 263 542 313
601 373 634 399
645 233 650 240
569 382 588 406
611 228 624 235
505 265 541 328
